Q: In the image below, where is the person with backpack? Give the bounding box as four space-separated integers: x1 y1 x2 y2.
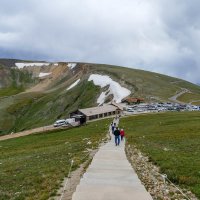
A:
120 129 125 141
113 127 120 146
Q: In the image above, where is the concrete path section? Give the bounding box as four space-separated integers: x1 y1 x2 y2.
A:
72 119 153 200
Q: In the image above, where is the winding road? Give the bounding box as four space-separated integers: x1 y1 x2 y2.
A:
168 88 190 104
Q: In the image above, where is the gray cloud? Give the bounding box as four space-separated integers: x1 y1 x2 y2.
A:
0 0 200 83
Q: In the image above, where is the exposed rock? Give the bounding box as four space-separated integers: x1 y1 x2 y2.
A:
126 144 198 200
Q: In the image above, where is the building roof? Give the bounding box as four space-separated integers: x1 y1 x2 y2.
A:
122 97 144 103
79 105 119 116
110 101 124 110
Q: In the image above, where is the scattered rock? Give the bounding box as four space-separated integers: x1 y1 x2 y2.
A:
87 141 92 145
126 144 198 200
163 147 170 151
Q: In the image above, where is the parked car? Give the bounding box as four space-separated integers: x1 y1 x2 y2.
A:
158 107 166 112
137 108 144 112
127 108 135 112
62 118 76 127
53 119 67 127
192 106 199 111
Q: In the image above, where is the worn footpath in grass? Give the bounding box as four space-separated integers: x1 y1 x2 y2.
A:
120 112 200 198
0 118 111 200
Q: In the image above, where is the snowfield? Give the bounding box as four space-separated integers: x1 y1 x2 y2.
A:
97 91 107 105
38 72 51 78
88 74 131 104
67 63 77 69
67 79 80 91
15 63 50 69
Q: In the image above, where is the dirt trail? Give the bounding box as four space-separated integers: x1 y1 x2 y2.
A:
0 125 66 141
168 88 190 104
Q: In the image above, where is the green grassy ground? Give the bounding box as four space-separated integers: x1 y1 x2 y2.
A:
177 92 200 103
93 64 200 101
120 112 200 198
0 118 111 200
90 64 181 101
192 101 200 106
0 80 100 135
0 67 35 98
0 87 24 97
0 92 43 136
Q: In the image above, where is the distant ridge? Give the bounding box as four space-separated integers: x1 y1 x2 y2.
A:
0 58 200 135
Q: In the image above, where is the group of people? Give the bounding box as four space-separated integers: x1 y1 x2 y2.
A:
111 121 125 146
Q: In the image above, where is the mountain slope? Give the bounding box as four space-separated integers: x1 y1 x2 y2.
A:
0 59 200 135
0 61 38 97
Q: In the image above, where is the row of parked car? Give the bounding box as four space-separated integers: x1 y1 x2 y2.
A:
126 102 200 113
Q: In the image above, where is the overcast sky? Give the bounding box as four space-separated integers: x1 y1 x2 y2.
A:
0 0 200 83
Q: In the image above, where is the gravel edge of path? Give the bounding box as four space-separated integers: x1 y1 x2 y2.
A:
125 144 198 200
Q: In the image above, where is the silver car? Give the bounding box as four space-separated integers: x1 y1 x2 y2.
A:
53 119 66 127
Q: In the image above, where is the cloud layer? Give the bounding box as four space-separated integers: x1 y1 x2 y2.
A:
0 0 200 83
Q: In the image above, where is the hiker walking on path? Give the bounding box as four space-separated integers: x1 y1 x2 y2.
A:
120 129 125 141
72 113 153 200
114 127 121 146
110 122 113 133
111 122 116 134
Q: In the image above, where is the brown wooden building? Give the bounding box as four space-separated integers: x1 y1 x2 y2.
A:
122 97 144 105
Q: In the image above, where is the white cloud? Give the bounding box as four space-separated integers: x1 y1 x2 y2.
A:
0 0 200 83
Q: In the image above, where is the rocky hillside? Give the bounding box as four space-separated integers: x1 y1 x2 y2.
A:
0 59 200 135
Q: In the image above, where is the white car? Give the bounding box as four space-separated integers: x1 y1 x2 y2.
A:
137 109 144 112
127 108 135 112
53 119 66 127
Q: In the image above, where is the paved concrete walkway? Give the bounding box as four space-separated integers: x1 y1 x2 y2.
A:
72 119 153 200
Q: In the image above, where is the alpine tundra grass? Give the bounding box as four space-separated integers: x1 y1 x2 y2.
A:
0 118 111 200
177 92 200 104
120 112 200 198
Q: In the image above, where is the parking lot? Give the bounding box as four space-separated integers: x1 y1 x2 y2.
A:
124 102 200 115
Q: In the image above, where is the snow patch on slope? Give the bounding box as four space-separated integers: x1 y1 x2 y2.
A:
67 79 80 91
15 63 50 69
88 74 131 104
38 72 51 78
67 63 77 69
97 91 108 105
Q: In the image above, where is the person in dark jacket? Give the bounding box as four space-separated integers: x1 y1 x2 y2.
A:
113 127 120 146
